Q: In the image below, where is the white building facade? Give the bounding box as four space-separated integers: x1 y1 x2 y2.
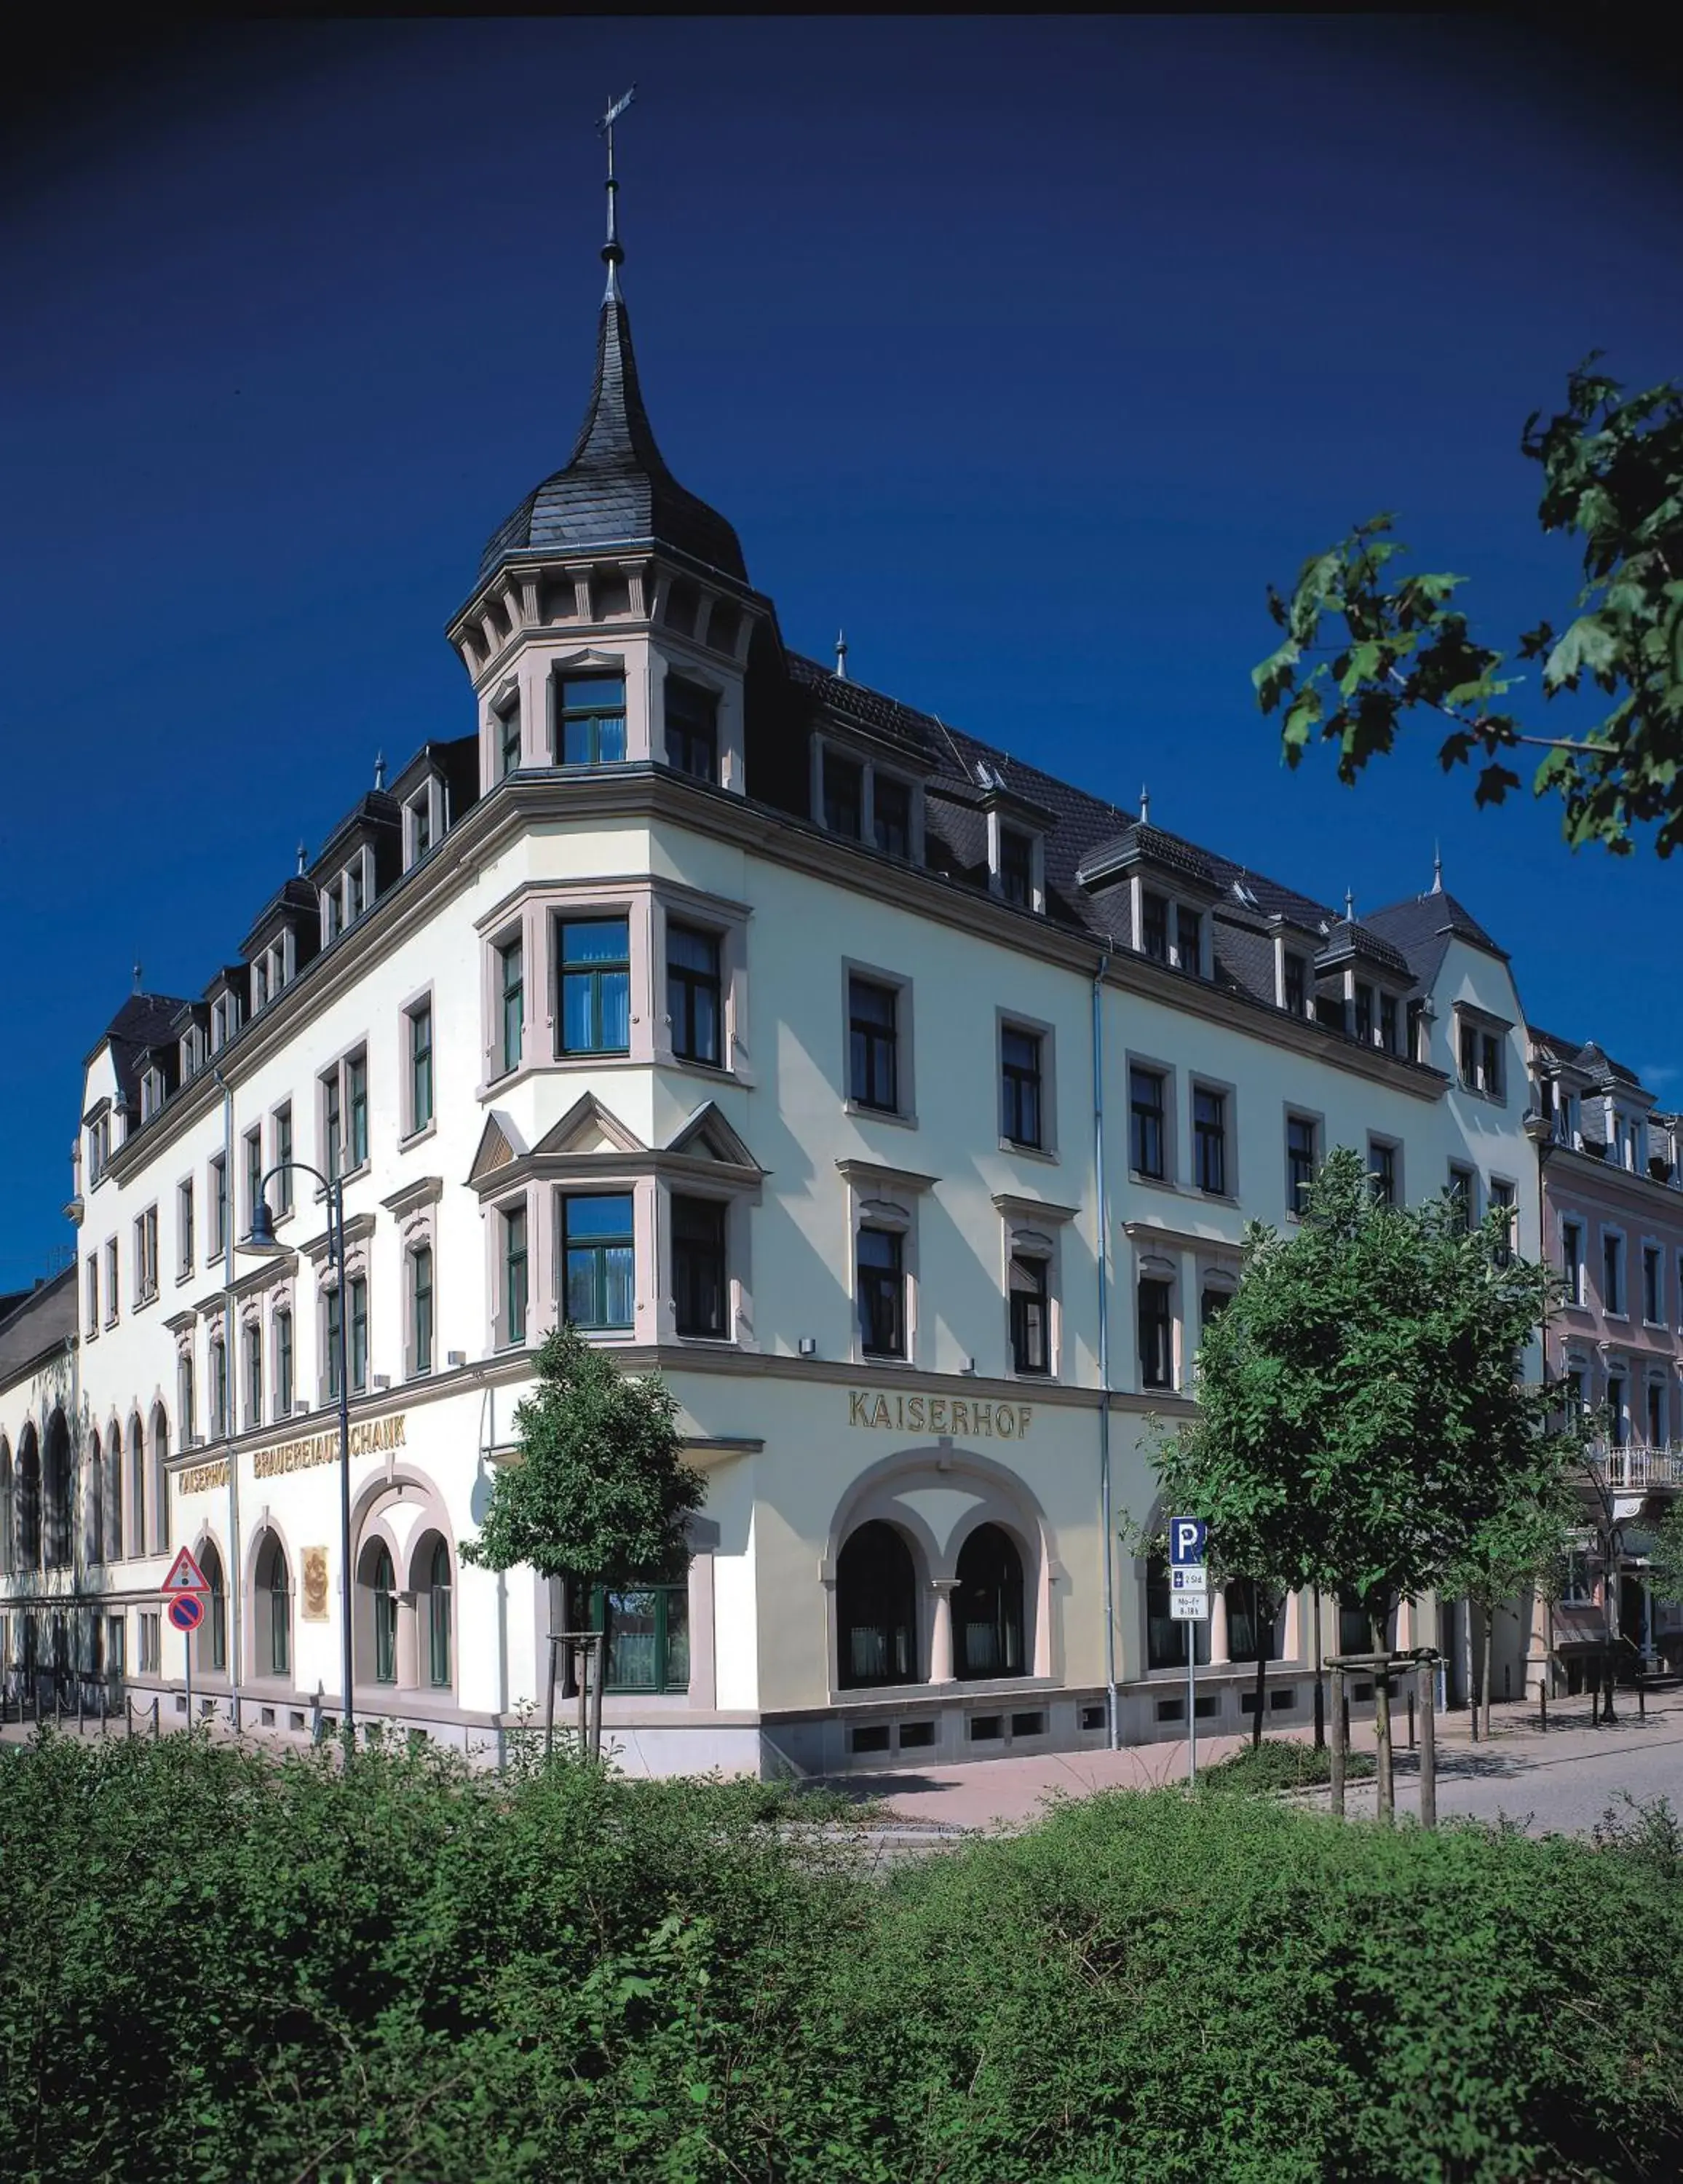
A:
1 220 1549 1772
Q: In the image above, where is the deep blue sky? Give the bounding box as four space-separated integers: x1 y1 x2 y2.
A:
4 17 1681 1289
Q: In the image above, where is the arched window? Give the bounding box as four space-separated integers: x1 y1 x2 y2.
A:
425 1535 451 1688
954 1524 1026 1679
0 1435 13 1575
368 1542 398 1685
836 1521 918 1689
43 1414 74 1570
1226 1578 1280 1664
254 1531 290 1678
85 1431 103 1564
127 1417 146 1562
1147 1548 1210 1671
103 1430 124 1564
148 1407 170 1555
16 1426 41 1569
198 1541 227 1676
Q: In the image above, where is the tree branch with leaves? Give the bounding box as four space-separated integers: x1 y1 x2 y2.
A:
1255 357 1683 856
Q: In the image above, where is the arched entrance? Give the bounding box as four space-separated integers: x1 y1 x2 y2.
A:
196 1540 228 1679
253 1530 291 1679
953 1524 1025 1679
836 1521 919 1688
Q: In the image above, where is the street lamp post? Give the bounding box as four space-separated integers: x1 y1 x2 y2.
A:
239 1160 354 1751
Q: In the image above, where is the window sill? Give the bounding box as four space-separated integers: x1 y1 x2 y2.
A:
844 1099 919 1131
1000 1136 1059 1164
103 1315 119 1332
176 1267 196 1287
856 1351 916 1370
135 1288 159 1313
1194 1190 1240 1207
1128 1169 1178 1194
399 1120 437 1153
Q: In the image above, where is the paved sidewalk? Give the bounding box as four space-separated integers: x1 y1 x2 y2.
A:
841 1698 1683 1835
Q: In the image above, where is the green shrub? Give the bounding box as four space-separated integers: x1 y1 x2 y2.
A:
2 1730 1680 2183
1199 1736 1376 1792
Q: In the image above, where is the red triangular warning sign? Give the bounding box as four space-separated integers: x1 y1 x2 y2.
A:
162 1546 209 1594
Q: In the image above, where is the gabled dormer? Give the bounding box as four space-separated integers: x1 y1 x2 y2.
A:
310 786 400 950
1312 916 1414 1055
136 1041 177 1124
391 736 478 872
1076 818 1221 978
173 1000 210 1086
205 965 245 1057
242 870 320 1016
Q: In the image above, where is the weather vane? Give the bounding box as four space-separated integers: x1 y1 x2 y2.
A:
598 86 635 296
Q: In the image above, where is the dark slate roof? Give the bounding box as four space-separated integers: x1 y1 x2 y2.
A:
1361 887 1508 991
784 652 1454 1023
1077 821 1220 893
475 292 748 590
1313 918 1414 981
88 992 190 1113
241 877 318 958
1528 1026 1644 1090
0 1267 75 1392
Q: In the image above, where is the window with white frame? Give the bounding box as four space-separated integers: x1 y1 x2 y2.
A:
272 1104 293 1216
1489 1177 1516 1265
87 1111 111 1185
1602 1230 1625 1316
872 772 914 858
841 1168 924 1366
1136 1263 1176 1390
210 1334 228 1439
349 1273 369 1393
1561 1218 1585 1305
820 747 863 839
243 1128 263 1237
134 1207 159 1303
103 1237 119 1324
85 1256 99 1337
180 1025 204 1081
210 991 241 1053
178 1348 196 1444
320 1049 368 1182
997 1199 1071 1378
404 781 437 867
273 1305 293 1419
815 740 923 862
1455 1011 1508 1101
252 956 269 1015
140 1065 166 1123
243 1317 264 1431
991 818 1042 911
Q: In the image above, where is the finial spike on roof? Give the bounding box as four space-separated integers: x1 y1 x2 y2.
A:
374 751 386 791
1138 785 1150 826
296 840 307 877
1345 887 1355 923
1431 842 1444 894
835 628 848 681
598 86 635 300
132 961 143 994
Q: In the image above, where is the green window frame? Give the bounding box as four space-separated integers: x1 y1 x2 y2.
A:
498 937 524 1075
408 1002 432 1131
502 1205 528 1346
497 697 521 777
370 1542 397 1685
411 1246 433 1375
590 1580 689 1693
559 918 631 1055
323 1069 342 1182
274 1309 293 1417
325 1288 343 1401
558 674 627 765
427 1537 451 1687
349 1275 368 1393
562 1193 635 1330
347 1053 368 1168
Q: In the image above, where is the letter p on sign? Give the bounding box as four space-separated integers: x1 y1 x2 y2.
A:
1170 1518 1207 1567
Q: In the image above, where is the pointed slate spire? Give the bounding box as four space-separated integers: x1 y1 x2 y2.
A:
1431 842 1444 894
1345 886 1355 923
472 92 748 590
835 629 849 680
373 751 386 792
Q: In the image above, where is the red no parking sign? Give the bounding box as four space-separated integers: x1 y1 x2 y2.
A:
162 1546 210 1717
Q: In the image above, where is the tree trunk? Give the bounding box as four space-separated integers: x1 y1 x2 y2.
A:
1251 1580 1267 1749
1480 1600 1495 1741
1312 1591 1326 1751
1371 1607 1393 1824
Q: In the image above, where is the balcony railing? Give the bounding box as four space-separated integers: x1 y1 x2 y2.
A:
1588 1442 1683 1492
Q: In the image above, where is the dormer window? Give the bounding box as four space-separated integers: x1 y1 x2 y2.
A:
210 994 241 1053
1354 983 1374 1043
411 792 432 858
1283 953 1307 1015
253 958 269 1013
140 1066 166 1123
346 859 365 923
558 673 626 765
1141 891 1168 962
998 827 1034 908
665 677 718 783
324 889 341 945
1174 907 1203 976
822 750 863 839
180 1026 203 1080
1454 1010 1508 1101
1379 994 1399 1054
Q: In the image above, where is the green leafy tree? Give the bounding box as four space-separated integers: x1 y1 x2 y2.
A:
1254 357 1683 855
1645 1500 1683 1608
1153 1148 1567 1809
1443 1457 1583 1741
460 1324 705 1740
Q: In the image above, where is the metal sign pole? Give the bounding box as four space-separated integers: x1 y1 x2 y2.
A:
1187 1614 1197 1787
184 1625 193 1733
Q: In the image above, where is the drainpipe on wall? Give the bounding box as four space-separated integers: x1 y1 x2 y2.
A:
1093 946 1118 1749
213 1068 243 1730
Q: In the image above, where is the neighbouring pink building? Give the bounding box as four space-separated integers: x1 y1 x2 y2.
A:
1530 1028 1683 1682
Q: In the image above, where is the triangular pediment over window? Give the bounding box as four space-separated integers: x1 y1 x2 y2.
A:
468 1109 528 1185
665 1101 763 1171
533 1091 646 1158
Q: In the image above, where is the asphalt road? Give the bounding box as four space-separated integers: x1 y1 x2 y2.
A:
1313 1720 1683 1836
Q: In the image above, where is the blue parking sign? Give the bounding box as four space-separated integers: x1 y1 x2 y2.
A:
1170 1518 1207 1567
